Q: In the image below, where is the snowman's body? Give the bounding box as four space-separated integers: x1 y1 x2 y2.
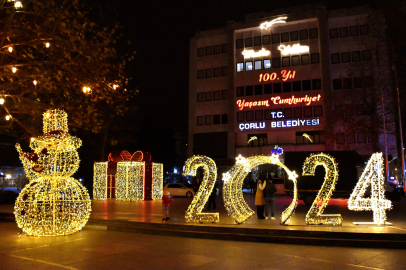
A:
14 110 91 236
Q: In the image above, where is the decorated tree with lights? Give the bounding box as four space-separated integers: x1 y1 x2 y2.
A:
0 0 136 153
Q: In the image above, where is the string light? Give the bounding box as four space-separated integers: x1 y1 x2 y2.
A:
152 163 163 200
113 84 118 90
5 115 11 121
30 137 35 142
45 42 50 48
82 86 91 94
348 152 392 225
0 98 4 105
14 1 22 9
8 46 13 53
302 153 342 225
12 67 17 73
14 109 91 236
33 80 37 85
116 161 145 201
93 162 108 200
222 154 298 225
183 155 219 223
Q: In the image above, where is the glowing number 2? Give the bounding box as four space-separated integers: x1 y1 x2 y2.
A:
302 153 343 225
182 156 219 223
348 152 391 225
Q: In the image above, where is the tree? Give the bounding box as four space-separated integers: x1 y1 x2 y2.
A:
0 0 137 159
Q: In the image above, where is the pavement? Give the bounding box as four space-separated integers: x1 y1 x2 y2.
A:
1 193 406 249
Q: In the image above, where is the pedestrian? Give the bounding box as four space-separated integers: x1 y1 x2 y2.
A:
162 191 172 222
263 174 277 220
255 176 266 219
207 183 217 210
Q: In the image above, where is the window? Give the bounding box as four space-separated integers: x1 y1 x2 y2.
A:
264 59 271 69
302 80 311 91
213 115 220 125
349 26 358 36
333 79 342 90
309 28 318 39
205 68 212 78
292 55 300 66
245 85 253 96
246 111 254 121
336 133 345 144
283 82 292 92
205 115 212 125
221 44 227 53
247 133 267 147
331 53 340 64
359 24 369 35
312 79 322 90
205 46 212 56
236 39 243 49
213 90 221 100
254 60 262 70
304 107 312 117
357 132 366 143
272 58 281 68
271 33 280 44
343 78 352 89
197 47 204 57
264 84 272 94
237 112 244 122
355 104 364 115
281 32 289 42
314 105 323 116
205 92 212 101
329 28 338 39
284 108 292 118
352 51 361 62
236 86 244 97
245 38 252 47
301 54 310 65
290 31 299 41
300 29 308 40
273 83 281 93
368 131 377 143
296 131 321 144
222 66 228 76
222 114 228 124
263 35 270 45
246 61 253 71
222 90 228 100
236 63 244 72
264 109 273 120
213 45 220 54
311 53 320 64
293 81 301 92
197 116 204 126
362 50 371 61
341 52 350 63
254 36 261 46
197 69 204 79
353 77 363 88
213 67 221 77
339 27 348 38
345 104 354 116
255 110 263 121
197 92 204 102
255 84 262 95
347 132 355 144
282 57 290 67
364 76 374 87
294 107 302 118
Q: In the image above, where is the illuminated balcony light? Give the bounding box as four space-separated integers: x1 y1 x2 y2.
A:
12 67 17 73
8 46 13 53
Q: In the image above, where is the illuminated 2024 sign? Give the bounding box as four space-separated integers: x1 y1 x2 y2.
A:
259 70 296 82
236 94 322 110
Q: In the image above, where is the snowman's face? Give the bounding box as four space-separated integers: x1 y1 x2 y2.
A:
33 145 80 177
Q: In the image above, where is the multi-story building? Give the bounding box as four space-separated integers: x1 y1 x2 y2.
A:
188 3 399 175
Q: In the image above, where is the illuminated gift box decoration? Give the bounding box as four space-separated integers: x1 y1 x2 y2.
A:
14 109 91 236
93 150 163 201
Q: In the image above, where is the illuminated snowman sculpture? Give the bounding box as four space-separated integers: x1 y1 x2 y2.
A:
15 109 91 236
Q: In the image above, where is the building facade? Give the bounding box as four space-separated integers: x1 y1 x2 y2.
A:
188 3 399 171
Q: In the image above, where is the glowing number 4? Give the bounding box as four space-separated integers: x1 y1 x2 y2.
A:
183 156 219 223
302 153 343 225
348 153 392 225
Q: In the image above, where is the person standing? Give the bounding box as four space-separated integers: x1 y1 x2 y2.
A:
263 175 277 220
162 191 172 222
255 178 266 219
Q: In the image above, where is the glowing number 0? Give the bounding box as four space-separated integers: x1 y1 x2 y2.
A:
182 156 219 223
223 155 298 225
348 152 391 225
302 153 343 225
